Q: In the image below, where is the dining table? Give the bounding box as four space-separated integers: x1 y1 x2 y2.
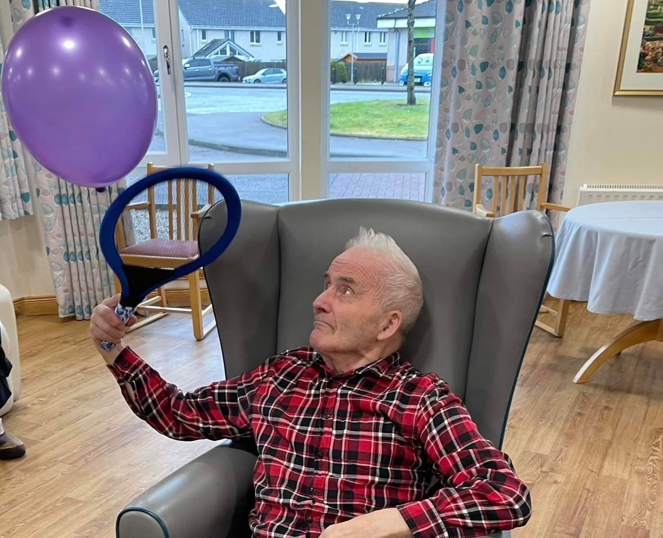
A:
546 200 663 383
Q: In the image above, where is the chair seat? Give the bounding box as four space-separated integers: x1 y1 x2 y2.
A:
121 239 199 259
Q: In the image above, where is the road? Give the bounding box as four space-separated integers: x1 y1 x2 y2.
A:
148 84 431 160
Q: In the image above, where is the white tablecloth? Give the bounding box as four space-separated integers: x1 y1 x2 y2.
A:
547 201 663 321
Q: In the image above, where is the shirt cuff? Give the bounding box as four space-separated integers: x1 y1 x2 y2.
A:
106 346 145 383
397 499 449 538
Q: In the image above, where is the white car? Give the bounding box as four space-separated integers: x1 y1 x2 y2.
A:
243 68 287 84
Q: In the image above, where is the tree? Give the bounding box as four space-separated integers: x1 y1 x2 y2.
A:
337 61 349 84
406 0 417 106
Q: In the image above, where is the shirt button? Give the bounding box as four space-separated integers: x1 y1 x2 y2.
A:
316 451 323 458
324 414 331 420
309 486 315 494
307 517 314 525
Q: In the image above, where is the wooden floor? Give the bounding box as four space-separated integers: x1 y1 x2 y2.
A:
1 303 662 538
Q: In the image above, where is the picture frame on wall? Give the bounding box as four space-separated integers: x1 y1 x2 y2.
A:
615 0 663 95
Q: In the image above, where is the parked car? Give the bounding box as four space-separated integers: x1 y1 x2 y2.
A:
399 53 433 87
154 57 239 83
242 68 287 84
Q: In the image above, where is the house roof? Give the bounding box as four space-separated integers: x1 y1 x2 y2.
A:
193 38 254 60
378 0 437 20
329 2 406 30
101 0 406 30
99 0 155 26
179 0 286 29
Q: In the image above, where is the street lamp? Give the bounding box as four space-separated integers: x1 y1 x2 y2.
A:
346 13 361 84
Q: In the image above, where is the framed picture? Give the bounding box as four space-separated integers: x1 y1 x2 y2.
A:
615 0 663 95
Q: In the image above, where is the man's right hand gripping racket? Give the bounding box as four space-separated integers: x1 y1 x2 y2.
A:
98 167 241 350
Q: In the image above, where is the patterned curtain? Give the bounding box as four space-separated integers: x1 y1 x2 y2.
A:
434 0 592 212
0 41 33 221
10 0 133 319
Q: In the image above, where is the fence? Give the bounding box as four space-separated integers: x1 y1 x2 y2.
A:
333 61 387 84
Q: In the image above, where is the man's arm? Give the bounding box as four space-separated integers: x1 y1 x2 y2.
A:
90 295 270 442
105 345 274 441
396 380 532 538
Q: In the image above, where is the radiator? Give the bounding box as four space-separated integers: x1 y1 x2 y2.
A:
577 184 663 206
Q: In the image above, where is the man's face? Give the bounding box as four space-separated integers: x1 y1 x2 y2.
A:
309 248 387 356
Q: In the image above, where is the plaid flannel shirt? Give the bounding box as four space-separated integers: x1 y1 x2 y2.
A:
108 346 531 538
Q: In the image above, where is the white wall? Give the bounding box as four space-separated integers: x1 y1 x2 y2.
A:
330 29 388 60
563 0 663 206
0 217 54 299
233 29 286 61
180 11 193 57
128 27 157 57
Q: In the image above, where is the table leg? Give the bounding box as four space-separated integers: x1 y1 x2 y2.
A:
573 319 663 384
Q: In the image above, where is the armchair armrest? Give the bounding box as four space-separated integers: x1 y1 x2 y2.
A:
117 442 257 538
475 203 496 218
540 202 571 213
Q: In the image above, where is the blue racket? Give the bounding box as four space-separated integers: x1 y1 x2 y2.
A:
99 167 241 350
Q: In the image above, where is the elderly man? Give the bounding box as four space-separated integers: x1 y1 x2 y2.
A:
91 228 531 538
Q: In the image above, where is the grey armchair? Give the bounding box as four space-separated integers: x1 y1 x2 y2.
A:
116 199 553 538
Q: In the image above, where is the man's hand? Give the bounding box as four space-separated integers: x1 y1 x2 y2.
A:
90 294 137 365
320 508 413 538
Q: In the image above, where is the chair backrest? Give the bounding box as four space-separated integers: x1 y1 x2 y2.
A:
474 164 549 217
145 163 216 242
199 199 553 448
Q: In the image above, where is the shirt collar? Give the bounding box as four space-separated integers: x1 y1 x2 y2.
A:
309 349 401 380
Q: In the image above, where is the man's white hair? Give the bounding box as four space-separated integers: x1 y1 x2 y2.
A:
345 227 423 335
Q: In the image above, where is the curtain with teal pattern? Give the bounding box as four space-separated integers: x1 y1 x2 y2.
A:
0 39 33 221
10 0 134 319
434 0 591 212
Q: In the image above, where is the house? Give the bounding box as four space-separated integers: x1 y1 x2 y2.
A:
99 0 157 58
328 1 399 64
192 38 255 62
378 0 437 82
181 0 400 62
99 0 401 65
178 0 287 61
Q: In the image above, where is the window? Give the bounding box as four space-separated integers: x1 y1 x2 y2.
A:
341 31 348 44
250 30 261 44
364 32 371 45
201 29 207 41
277 31 283 44
151 27 156 41
379 32 386 45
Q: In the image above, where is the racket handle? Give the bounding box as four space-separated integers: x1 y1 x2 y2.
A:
100 303 137 351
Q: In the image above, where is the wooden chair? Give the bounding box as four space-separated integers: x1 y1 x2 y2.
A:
473 163 572 337
113 163 217 340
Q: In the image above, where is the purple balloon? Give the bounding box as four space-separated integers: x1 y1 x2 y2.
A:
1 7 157 188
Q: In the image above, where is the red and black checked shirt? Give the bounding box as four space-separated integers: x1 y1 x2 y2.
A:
108 346 531 538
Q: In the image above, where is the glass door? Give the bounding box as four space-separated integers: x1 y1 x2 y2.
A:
100 0 181 169
169 0 299 204
323 0 444 202
101 0 299 204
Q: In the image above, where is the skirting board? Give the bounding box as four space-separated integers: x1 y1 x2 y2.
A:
13 289 211 318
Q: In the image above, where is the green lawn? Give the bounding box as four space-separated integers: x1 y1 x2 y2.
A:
264 99 430 140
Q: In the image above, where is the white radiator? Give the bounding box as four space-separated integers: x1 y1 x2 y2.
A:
577 184 663 206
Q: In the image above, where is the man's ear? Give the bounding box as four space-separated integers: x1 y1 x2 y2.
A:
377 310 403 341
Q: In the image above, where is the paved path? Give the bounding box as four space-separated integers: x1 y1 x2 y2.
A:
127 172 425 210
